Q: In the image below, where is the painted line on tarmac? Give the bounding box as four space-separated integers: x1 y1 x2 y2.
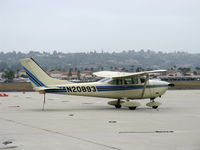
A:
119 131 174 134
0 117 121 150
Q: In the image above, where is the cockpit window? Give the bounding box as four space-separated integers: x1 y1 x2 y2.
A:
108 77 140 85
99 78 110 82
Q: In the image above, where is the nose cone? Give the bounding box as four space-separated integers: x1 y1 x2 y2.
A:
168 83 175 87
162 81 175 87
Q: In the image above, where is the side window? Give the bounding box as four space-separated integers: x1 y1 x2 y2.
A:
140 77 146 83
109 77 141 85
124 77 139 84
116 79 123 85
131 77 139 84
109 79 123 85
124 78 132 84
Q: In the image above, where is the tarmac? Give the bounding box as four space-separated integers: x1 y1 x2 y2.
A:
0 90 200 150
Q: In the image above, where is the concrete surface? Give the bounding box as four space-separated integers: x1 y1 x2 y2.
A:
0 90 200 150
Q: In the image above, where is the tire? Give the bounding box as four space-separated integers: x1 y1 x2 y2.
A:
152 106 158 109
115 105 121 109
129 107 136 110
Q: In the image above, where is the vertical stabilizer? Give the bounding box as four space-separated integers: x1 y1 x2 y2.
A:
20 58 71 87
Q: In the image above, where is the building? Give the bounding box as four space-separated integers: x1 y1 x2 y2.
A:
81 70 93 79
17 70 27 77
48 70 63 79
166 70 183 77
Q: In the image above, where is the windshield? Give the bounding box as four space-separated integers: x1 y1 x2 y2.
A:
98 78 110 82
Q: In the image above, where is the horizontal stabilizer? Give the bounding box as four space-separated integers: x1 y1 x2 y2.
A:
33 86 61 91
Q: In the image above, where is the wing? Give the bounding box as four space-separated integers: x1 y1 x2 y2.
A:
93 70 167 79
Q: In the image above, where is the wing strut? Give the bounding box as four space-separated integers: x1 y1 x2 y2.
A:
141 74 149 99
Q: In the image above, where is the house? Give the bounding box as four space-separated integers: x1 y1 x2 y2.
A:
61 72 68 80
71 72 79 79
81 70 93 79
166 70 183 77
184 72 194 76
48 70 63 79
18 70 27 77
0 72 5 82
0 72 4 79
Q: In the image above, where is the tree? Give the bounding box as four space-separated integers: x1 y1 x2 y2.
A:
90 67 94 72
130 65 135 72
68 68 72 78
3 70 15 81
195 67 200 75
136 67 144 72
77 70 81 80
178 67 191 74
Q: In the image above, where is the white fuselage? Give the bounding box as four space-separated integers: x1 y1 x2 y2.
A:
45 79 169 100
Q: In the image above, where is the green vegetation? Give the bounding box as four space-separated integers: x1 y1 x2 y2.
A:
0 83 32 91
0 50 200 72
2 70 15 81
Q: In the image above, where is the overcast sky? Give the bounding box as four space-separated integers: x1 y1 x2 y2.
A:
0 0 200 53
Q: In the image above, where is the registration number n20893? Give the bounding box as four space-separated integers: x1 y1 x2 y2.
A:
65 86 97 93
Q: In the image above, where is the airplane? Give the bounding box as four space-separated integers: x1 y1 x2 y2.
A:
20 58 174 110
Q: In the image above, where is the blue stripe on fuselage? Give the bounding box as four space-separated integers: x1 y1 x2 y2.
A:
30 84 167 93
96 85 167 92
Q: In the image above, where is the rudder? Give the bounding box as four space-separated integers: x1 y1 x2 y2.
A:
20 58 71 87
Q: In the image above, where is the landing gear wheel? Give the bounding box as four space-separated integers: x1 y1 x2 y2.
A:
115 105 122 109
146 100 161 109
152 106 158 109
129 107 136 110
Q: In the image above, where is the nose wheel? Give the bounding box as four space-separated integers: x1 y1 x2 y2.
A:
115 104 122 109
152 106 158 109
128 107 137 110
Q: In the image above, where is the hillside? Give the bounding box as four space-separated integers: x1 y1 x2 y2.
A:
0 50 200 72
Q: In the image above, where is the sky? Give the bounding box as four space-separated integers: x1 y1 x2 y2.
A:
0 0 200 53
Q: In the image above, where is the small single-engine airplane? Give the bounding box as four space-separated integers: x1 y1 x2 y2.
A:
20 58 174 110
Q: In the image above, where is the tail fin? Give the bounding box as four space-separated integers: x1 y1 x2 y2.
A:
20 58 71 88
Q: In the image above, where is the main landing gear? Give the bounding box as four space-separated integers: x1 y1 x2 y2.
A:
146 98 161 109
108 99 141 110
108 98 161 110
108 99 123 109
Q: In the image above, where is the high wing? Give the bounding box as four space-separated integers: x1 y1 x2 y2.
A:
93 70 167 79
